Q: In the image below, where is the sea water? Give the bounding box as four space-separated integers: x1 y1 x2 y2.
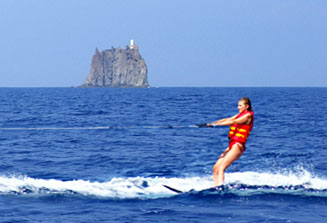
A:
0 87 326 222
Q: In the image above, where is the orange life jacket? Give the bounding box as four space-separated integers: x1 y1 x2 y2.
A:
228 111 254 144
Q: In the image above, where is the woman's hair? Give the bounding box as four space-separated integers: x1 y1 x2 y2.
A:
239 97 252 111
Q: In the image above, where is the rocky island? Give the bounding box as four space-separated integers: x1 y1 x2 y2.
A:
81 40 149 88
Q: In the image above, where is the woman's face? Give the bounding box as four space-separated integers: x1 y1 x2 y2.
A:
238 100 249 113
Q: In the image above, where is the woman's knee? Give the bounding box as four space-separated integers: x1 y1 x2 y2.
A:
213 163 225 173
213 163 219 173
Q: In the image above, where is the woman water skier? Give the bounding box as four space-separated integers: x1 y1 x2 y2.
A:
207 97 254 188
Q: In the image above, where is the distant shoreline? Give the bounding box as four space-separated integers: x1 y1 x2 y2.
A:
0 86 325 89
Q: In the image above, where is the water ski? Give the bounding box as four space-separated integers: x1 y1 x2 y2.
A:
163 184 225 194
163 185 183 193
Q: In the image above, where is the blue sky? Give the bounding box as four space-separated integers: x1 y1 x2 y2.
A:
0 0 326 87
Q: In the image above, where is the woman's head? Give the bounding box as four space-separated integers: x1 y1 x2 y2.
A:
238 97 252 112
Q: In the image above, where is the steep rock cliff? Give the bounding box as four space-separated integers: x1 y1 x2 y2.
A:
81 45 149 88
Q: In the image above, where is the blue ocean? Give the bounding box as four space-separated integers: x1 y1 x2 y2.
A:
0 87 326 222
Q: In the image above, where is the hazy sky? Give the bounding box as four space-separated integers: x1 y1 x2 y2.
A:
0 0 326 87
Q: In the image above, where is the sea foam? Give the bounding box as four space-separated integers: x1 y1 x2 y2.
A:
0 170 326 199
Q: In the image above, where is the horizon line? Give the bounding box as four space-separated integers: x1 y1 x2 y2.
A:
0 86 326 88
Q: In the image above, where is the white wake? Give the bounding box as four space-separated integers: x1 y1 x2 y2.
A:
0 169 326 199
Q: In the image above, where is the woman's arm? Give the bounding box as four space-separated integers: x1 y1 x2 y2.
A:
208 113 251 127
207 114 238 126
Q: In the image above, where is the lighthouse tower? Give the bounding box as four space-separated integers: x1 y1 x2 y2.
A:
129 39 139 50
130 39 135 49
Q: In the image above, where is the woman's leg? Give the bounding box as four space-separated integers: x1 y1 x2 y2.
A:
213 144 243 187
213 147 229 186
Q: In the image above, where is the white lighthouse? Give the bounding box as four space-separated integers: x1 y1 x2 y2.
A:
130 39 134 49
